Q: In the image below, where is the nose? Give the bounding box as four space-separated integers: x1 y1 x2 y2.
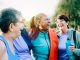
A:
19 23 24 31
48 21 50 24
47 18 50 22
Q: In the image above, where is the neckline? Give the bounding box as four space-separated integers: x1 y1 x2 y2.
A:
1 35 15 55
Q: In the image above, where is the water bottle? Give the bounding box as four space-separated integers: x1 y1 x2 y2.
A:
66 38 73 55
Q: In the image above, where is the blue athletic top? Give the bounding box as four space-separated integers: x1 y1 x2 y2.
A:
13 35 32 60
0 35 20 60
31 32 50 60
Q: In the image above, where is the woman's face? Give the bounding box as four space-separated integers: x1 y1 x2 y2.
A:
10 16 24 38
56 19 68 30
39 15 50 30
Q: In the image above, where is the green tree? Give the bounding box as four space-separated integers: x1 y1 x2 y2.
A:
53 0 80 30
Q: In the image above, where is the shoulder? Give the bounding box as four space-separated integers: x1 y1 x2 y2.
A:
48 28 57 33
0 40 6 55
68 29 80 40
21 28 28 35
69 29 80 36
75 31 80 40
67 29 75 36
0 40 6 50
76 31 80 35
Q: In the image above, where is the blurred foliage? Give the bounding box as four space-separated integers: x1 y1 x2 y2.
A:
24 20 30 29
53 0 80 30
50 22 57 28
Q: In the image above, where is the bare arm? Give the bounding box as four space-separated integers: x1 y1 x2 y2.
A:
0 40 5 60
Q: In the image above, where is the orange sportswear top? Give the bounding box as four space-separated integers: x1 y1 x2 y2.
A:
48 28 58 60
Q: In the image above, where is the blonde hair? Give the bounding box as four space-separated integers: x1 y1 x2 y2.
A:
30 13 46 29
30 13 46 39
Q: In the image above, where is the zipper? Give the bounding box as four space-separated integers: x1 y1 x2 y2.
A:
44 33 50 52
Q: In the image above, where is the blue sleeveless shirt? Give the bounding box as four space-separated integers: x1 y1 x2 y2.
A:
13 35 32 60
0 35 20 60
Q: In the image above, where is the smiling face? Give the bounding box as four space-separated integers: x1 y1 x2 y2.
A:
8 15 24 39
56 15 69 32
39 15 50 30
56 19 68 31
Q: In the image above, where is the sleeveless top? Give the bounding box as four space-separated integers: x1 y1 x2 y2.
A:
0 35 20 60
13 35 32 60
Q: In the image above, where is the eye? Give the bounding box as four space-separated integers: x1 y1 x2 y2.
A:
60 20 63 22
46 18 50 20
18 20 24 23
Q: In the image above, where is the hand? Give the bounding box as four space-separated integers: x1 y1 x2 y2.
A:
69 45 75 52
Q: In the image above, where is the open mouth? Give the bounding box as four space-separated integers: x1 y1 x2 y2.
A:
58 23 64 27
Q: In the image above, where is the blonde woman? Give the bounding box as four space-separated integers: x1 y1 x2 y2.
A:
29 13 58 60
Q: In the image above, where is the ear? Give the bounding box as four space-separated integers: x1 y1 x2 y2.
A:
9 23 14 32
39 25 42 29
67 22 69 26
